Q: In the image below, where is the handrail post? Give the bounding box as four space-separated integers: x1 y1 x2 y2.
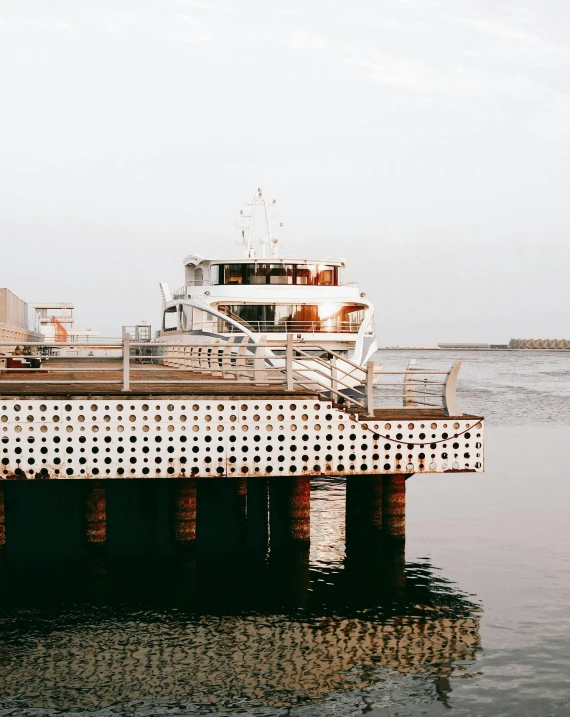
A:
331 356 338 395
286 333 294 391
122 332 131 392
365 360 374 415
403 358 417 406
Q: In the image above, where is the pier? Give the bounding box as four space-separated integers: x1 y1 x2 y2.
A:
0 337 484 553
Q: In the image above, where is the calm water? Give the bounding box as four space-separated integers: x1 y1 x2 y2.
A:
1 350 569 716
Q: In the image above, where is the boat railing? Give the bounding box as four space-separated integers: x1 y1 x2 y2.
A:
172 282 211 298
0 337 462 416
202 319 362 334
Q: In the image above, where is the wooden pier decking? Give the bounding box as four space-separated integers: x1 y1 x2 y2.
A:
0 359 481 422
0 358 320 397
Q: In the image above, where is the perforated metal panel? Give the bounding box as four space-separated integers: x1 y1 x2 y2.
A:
0 399 484 479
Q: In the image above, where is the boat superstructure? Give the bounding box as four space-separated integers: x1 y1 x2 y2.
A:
157 189 377 366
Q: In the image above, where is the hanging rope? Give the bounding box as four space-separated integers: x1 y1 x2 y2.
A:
346 414 483 446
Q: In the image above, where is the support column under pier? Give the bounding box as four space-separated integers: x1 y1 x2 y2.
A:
83 480 106 547
382 474 407 542
173 479 197 546
345 475 362 549
363 475 383 537
270 475 311 547
287 475 310 544
0 484 5 548
346 476 383 555
246 477 268 553
232 478 248 547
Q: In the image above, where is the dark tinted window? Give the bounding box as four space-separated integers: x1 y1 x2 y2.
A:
214 264 338 286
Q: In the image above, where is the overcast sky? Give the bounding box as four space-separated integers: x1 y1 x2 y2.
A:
1 0 569 344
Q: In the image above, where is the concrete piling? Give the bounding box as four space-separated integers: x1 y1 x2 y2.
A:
382 475 406 541
173 479 197 545
83 481 106 547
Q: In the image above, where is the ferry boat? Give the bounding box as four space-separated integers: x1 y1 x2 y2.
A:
157 189 377 367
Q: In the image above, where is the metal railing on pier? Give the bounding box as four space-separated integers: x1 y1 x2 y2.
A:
0 337 462 416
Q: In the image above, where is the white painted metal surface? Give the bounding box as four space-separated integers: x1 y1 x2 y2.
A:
0 398 484 479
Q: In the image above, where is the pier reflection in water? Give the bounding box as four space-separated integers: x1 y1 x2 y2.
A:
0 479 482 714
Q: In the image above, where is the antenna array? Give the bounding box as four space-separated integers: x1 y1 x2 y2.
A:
237 188 283 258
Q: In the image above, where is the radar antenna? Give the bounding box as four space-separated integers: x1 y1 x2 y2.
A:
237 188 282 258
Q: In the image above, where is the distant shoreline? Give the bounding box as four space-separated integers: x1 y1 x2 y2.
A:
377 347 570 352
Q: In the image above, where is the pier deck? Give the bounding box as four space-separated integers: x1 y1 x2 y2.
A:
0 359 319 397
0 342 484 550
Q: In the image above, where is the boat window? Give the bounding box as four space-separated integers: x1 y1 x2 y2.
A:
213 263 339 285
163 306 178 331
223 264 244 285
216 304 364 333
269 264 294 284
295 266 317 285
317 265 337 286
244 264 269 284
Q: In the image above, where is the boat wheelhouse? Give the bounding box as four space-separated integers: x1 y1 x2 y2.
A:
158 190 377 366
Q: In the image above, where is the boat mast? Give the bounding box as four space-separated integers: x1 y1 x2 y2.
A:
238 188 281 258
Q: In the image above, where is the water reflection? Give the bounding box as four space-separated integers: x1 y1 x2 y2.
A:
0 546 482 713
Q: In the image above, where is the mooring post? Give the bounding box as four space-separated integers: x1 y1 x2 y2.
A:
382 474 407 542
83 480 107 547
173 478 197 546
0 483 5 548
